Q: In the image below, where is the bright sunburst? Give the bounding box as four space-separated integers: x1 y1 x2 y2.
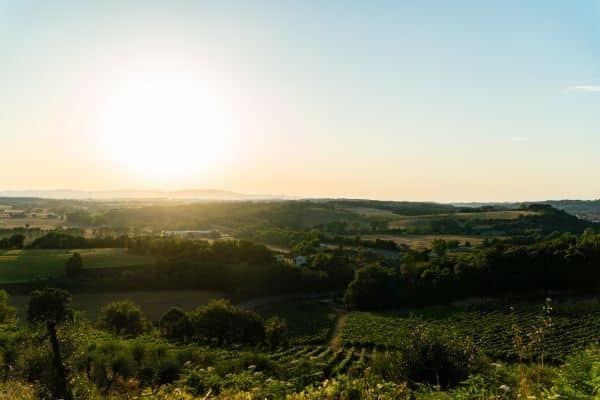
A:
98 70 233 182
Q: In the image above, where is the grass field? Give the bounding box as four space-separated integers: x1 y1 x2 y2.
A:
0 217 64 229
455 210 539 219
341 298 600 363
343 207 399 218
8 289 228 321
388 210 539 229
361 234 484 249
0 248 156 283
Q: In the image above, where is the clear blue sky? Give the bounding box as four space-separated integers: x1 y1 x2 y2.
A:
1 0 600 201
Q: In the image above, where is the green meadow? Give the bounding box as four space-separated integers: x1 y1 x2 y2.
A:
0 248 156 283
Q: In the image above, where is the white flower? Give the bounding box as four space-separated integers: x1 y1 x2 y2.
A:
499 384 511 392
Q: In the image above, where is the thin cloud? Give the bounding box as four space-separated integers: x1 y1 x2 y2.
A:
567 85 600 93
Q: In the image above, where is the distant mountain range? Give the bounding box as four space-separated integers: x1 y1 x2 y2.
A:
0 189 291 201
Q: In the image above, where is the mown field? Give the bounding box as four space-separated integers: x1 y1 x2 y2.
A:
360 234 484 249
340 298 600 363
8 289 228 321
0 248 156 283
0 217 64 229
388 209 539 229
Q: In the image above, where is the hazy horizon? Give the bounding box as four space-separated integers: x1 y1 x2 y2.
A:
3 1 600 202
0 187 599 204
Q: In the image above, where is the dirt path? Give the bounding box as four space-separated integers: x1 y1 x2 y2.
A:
328 310 348 348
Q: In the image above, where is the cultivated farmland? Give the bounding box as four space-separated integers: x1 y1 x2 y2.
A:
0 248 155 283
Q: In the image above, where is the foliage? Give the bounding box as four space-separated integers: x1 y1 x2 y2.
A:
550 346 600 399
345 231 600 310
369 325 480 387
160 307 191 340
190 299 265 345
0 290 16 324
0 234 25 250
265 316 288 349
96 300 151 336
344 264 396 310
65 252 83 278
26 288 73 325
256 300 336 345
122 238 340 296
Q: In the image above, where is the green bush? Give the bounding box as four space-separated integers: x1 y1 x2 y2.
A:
96 300 151 336
550 346 600 399
185 368 222 396
159 307 191 340
371 324 481 388
65 252 83 278
0 291 16 325
190 299 265 345
265 316 288 349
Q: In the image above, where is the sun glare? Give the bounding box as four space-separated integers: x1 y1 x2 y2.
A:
98 71 233 182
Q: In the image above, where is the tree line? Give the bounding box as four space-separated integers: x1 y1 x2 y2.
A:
345 230 600 310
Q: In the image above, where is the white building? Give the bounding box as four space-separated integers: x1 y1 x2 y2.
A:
293 255 307 267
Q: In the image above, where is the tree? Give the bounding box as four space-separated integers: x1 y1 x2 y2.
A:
0 234 25 249
27 288 73 325
431 238 448 257
97 300 150 336
65 252 83 278
0 290 16 324
159 307 191 340
344 264 397 310
190 299 265 345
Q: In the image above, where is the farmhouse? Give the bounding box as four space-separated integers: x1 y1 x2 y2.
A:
293 255 307 267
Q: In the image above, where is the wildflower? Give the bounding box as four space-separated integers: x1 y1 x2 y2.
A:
499 384 511 392
248 364 256 370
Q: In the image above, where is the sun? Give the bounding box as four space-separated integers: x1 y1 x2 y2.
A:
98 71 233 182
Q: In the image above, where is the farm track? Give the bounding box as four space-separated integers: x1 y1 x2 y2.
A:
328 310 348 349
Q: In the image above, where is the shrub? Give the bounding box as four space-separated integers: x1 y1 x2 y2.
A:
344 264 397 310
265 316 288 349
550 346 600 399
26 288 73 325
190 299 265 345
159 307 191 340
65 252 83 278
87 340 134 395
96 300 150 336
185 369 222 396
371 324 481 388
0 290 16 325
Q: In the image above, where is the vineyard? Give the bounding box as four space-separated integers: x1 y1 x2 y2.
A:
255 300 337 345
340 298 600 363
268 345 369 380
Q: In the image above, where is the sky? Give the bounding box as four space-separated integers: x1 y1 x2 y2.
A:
1 0 600 202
